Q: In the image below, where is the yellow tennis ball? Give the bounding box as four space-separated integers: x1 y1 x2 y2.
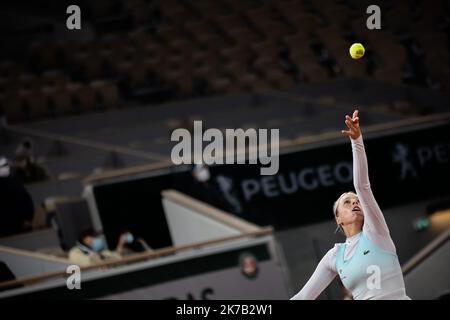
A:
349 43 365 59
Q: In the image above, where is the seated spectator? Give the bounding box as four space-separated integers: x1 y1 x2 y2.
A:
0 156 34 238
115 228 153 256
11 140 51 184
68 228 121 267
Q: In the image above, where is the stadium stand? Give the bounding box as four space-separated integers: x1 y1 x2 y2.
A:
0 0 448 123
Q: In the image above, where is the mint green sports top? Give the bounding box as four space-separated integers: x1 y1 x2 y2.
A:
335 231 408 300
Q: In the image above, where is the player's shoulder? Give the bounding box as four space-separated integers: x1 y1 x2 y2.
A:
335 241 346 247
322 244 344 261
321 244 343 272
327 242 349 258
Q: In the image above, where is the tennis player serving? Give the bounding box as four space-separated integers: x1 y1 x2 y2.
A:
291 110 411 300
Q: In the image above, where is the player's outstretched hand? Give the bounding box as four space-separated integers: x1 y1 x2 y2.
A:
341 109 361 140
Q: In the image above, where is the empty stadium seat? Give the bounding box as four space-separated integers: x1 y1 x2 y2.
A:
299 63 329 83
42 85 72 116
0 61 21 78
90 81 121 109
374 65 404 84
66 83 96 112
264 69 297 89
227 27 261 45
42 70 69 87
3 92 23 122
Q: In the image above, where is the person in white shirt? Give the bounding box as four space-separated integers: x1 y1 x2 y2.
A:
291 110 411 300
69 228 121 267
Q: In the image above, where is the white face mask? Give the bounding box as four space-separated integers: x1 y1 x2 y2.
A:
196 168 210 182
124 233 134 244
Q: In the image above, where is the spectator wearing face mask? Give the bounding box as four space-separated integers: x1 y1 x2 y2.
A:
183 164 234 213
0 156 35 237
115 229 153 256
68 228 121 266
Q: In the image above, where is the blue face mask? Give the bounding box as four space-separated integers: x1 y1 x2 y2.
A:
91 238 104 252
125 233 134 244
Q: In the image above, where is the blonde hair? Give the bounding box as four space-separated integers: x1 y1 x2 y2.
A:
333 191 358 234
333 191 358 217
